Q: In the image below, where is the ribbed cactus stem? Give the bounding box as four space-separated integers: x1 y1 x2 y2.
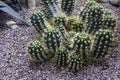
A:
30 11 51 33
44 29 61 52
61 0 75 15
27 40 47 61
92 29 114 59
56 25 68 40
68 54 83 72
85 5 103 34
73 33 91 61
80 0 96 20
56 47 68 67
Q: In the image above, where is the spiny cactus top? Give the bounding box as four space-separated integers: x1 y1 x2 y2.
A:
72 19 84 32
54 13 67 26
27 40 47 61
92 29 114 59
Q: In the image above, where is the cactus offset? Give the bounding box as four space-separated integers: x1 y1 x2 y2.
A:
61 0 75 15
92 29 114 59
27 40 47 61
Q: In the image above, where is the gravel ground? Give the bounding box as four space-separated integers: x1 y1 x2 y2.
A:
0 0 120 80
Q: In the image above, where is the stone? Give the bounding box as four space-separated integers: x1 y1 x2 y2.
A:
6 21 18 29
109 0 120 6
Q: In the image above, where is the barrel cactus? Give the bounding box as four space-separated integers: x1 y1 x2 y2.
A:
92 29 115 59
27 40 47 61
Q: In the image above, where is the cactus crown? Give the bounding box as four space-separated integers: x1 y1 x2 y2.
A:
28 0 117 72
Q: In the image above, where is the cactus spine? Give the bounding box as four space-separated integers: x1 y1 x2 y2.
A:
92 29 114 59
27 40 47 61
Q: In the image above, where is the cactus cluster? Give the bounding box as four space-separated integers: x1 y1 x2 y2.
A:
27 0 117 73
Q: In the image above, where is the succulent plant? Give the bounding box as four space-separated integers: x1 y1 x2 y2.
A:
27 40 47 61
44 29 61 52
28 0 117 73
85 5 103 34
92 29 114 59
30 11 51 33
68 54 83 72
55 47 68 67
61 0 75 15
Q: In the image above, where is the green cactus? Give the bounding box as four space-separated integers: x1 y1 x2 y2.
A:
80 0 96 20
44 29 61 52
85 5 103 34
92 29 114 59
61 0 75 15
27 40 47 61
56 25 68 41
55 47 68 67
54 13 67 26
73 33 91 61
103 9 112 16
30 11 51 33
103 15 116 29
68 54 83 72
72 19 84 32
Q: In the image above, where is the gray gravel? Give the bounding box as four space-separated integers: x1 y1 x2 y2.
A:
0 0 120 80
